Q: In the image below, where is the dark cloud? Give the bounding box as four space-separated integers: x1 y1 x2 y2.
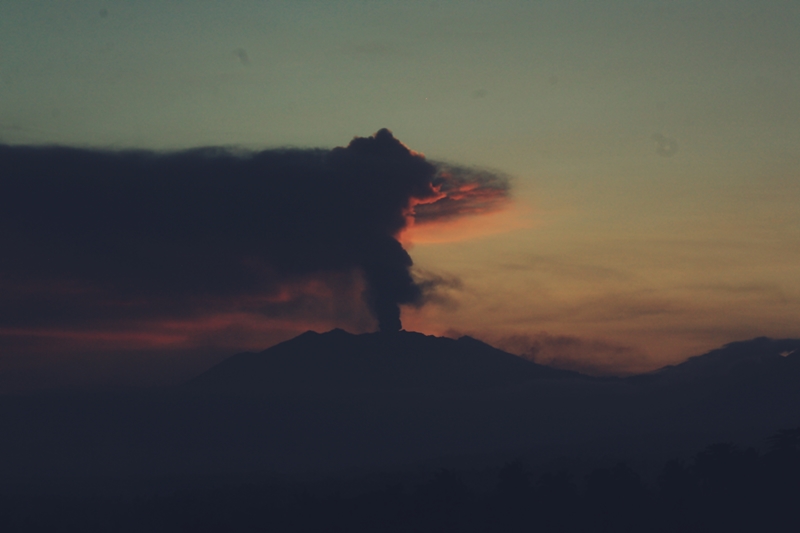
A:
413 164 510 223
0 129 508 335
500 254 630 282
411 269 463 309
496 332 652 377
444 329 654 377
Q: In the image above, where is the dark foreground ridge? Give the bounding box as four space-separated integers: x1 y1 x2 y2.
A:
3 427 798 532
185 328 584 395
1 331 799 530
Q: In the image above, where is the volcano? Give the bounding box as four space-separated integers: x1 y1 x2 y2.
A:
185 329 584 396
2 332 800 482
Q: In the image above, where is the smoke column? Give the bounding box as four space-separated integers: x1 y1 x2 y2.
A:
0 129 508 332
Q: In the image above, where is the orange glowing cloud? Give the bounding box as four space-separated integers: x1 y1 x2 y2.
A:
402 202 532 245
412 166 511 223
400 164 515 244
0 270 376 361
0 326 187 347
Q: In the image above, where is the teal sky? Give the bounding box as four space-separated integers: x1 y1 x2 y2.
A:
2 0 799 377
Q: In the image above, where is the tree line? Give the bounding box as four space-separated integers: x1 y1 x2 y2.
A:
2 427 798 532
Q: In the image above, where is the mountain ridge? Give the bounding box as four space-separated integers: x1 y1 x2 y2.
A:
187 330 800 395
2 331 800 481
185 328 586 395
630 336 800 384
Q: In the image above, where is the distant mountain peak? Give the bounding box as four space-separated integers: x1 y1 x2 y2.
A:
642 336 800 382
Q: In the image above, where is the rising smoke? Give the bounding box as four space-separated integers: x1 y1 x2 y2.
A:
0 129 508 332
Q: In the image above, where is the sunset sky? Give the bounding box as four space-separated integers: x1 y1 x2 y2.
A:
1 0 799 389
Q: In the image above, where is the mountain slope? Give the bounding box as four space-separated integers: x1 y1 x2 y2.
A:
3 333 800 481
631 337 800 384
185 329 584 395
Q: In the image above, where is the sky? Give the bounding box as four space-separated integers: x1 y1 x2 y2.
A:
1 0 799 389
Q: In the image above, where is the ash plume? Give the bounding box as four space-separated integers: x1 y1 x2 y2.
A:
0 129 509 333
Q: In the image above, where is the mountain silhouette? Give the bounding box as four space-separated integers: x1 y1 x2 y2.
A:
185 329 583 395
1 332 799 484
637 337 800 383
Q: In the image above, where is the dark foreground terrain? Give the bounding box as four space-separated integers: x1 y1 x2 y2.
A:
1 331 799 531
1 428 798 532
